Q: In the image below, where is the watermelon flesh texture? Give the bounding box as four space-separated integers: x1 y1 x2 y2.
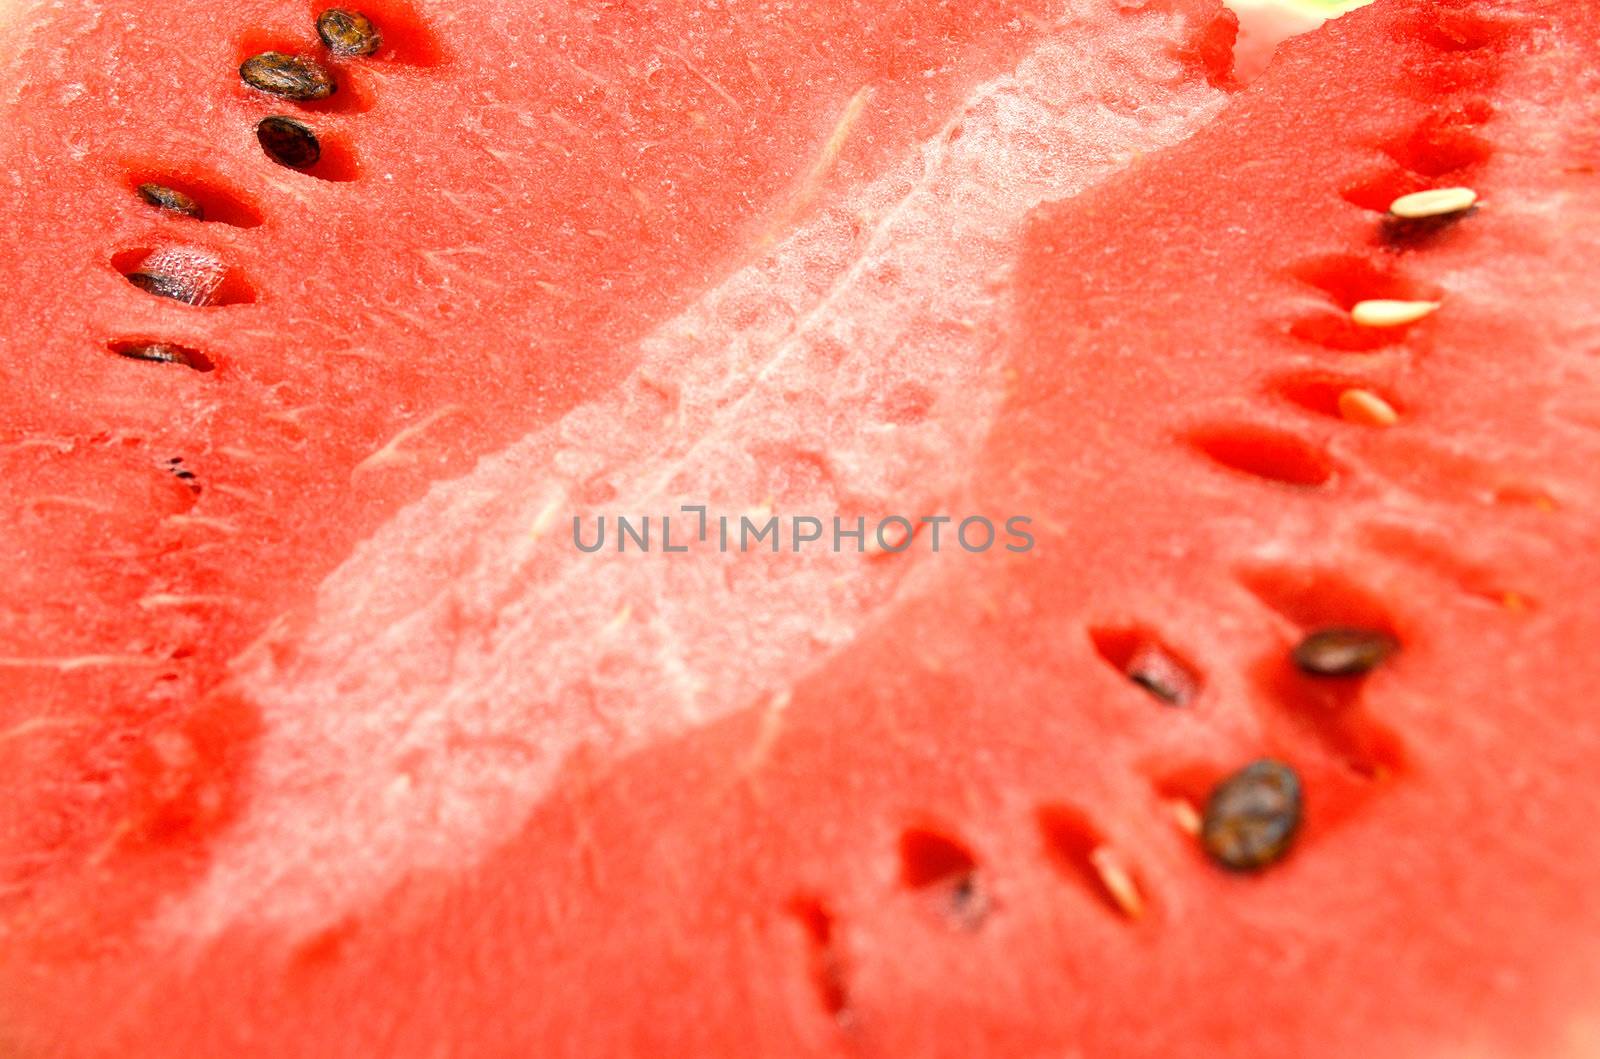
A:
6 0 1600 1057
0 0 1226 922
1 0 1237 1047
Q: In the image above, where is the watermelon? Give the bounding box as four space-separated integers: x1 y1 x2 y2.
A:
3 0 1599 1054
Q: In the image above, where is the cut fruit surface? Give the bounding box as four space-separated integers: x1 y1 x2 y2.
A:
4 0 1600 1056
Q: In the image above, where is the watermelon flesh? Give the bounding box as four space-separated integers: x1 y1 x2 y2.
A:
0 0 1226 916
6 0 1600 1055
159 6 1237 942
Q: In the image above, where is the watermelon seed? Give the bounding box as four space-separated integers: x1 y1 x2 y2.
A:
257 116 322 169
1200 760 1302 872
126 270 199 303
1091 628 1200 707
1351 299 1440 327
137 183 204 220
1038 805 1142 920
1168 798 1203 836
1188 425 1333 488
317 9 383 57
1336 388 1400 428
240 52 337 101
107 340 214 372
1389 186 1478 219
1126 647 1197 707
1292 627 1398 677
1087 847 1145 920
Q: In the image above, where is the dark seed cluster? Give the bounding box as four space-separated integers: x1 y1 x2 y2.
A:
239 52 337 101
1292 627 1399 677
118 10 388 358
137 183 204 219
1201 759 1303 872
317 8 384 57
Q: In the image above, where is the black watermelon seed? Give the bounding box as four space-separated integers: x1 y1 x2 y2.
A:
1201 759 1303 872
240 52 336 101
137 183 204 220
316 8 383 57
126 271 197 303
256 116 322 169
111 342 211 371
1292 627 1398 677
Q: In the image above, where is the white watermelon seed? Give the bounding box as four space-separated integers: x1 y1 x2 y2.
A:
1168 798 1202 836
1336 388 1399 427
1388 187 1478 219
1351 299 1440 328
1088 846 1145 920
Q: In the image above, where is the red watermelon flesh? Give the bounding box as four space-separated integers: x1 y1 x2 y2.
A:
7 0 1600 1057
1 0 1236 1044
0 0 1233 914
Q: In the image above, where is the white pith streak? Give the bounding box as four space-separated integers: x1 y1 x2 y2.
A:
161 13 1229 941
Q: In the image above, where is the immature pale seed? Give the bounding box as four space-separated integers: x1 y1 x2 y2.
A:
1201 760 1303 872
1169 798 1203 837
1292 626 1399 677
316 8 383 57
1351 299 1440 328
1088 846 1145 920
1389 187 1478 220
257 116 322 169
240 52 336 101
1336 388 1399 428
137 183 204 220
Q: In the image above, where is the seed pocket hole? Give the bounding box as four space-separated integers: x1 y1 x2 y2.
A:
1089 627 1200 706
113 247 256 307
1381 209 1480 249
1036 805 1144 920
787 896 849 1020
108 339 215 372
1383 116 1494 178
307 0 444 65
1236 564 1397 633
1273 375 1403 424
898 827 987 926
1288 253 1437 308
1340 167 1432 213
1288 311 1408 352
899 828 977 889
1396 10 1506 51
123 169 264 227
1251 654 1408 780
1152 766 1221 838
1188 424 1333 488
1359 523 1534 610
